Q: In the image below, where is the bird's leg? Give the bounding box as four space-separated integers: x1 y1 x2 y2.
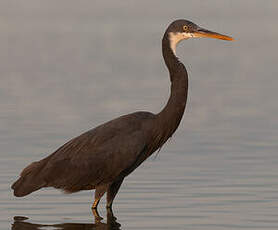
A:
92 185 108 209
106 178 124 209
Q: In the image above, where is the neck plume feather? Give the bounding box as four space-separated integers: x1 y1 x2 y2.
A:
151 31 189 150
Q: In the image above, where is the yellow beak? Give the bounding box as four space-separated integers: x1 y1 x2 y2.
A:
193 28 234 41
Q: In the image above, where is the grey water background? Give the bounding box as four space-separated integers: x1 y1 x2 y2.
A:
1 0 278 229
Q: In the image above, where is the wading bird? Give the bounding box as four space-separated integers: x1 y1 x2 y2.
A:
12 20 233 209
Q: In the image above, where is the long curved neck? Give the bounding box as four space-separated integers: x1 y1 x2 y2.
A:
154 32 188 144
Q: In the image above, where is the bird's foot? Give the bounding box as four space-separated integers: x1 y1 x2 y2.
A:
91 208 103 222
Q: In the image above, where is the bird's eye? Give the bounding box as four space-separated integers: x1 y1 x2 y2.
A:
183 25 189 31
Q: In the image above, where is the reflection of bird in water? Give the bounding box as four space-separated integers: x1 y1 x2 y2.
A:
11 19 233 209
12 209 120 230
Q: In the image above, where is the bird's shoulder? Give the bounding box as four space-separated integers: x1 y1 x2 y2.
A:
100 111 155 131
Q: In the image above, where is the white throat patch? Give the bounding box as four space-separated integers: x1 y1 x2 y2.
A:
168 32 193 55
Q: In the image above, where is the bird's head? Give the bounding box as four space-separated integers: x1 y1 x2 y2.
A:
166 19 234 55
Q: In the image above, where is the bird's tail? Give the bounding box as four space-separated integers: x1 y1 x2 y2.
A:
11 160 47 197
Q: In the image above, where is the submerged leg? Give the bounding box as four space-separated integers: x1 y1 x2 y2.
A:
106 178 124 208
107 208 121 228
92 184 108 209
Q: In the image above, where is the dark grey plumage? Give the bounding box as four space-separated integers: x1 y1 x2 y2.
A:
11 19 233 209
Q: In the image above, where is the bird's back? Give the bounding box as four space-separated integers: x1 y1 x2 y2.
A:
12 111 156 196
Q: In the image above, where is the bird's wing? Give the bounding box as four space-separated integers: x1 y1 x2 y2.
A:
39 111 155 192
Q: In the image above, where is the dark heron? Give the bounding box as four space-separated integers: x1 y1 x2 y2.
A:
12 19 233 209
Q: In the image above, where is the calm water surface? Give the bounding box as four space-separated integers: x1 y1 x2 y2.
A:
1 1 278 229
